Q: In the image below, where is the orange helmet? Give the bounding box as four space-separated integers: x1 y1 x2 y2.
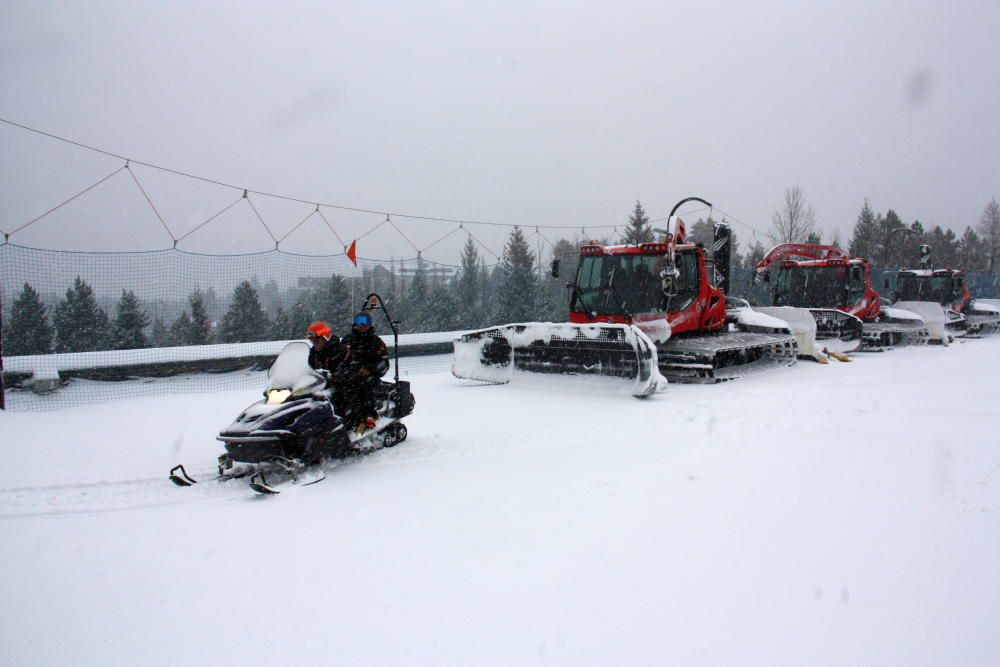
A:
306 321 331 340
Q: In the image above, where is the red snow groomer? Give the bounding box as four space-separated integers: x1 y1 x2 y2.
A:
893 246 998 337
753 243 929 350
452 197 798 396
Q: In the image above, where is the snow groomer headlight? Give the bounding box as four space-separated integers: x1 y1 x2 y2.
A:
266 388 292 404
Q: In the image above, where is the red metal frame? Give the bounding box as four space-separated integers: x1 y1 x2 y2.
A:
754 244 881 321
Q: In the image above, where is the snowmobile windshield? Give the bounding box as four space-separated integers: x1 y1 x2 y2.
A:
775 265 848 308
267 342 324 395
571 251 697 315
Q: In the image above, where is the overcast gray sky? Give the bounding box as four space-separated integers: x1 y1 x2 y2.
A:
2 0 999 263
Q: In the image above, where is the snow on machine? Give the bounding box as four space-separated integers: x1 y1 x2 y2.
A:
453 196 798 392
753 243 929 351
169 294 415 495
877 244 980 344
890 248 996 339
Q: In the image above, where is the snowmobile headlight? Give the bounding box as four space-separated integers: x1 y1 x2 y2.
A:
266 389 292 404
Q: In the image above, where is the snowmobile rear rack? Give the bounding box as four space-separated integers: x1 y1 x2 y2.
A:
360 292 403 385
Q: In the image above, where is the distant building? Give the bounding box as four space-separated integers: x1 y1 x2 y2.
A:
293 263 457 297
396 265 456 291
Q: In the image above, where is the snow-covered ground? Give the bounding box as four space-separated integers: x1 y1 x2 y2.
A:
2 339 1000 666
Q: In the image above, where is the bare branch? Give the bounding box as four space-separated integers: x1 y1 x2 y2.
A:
770 186 816 244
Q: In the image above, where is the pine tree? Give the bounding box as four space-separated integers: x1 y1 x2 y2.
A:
455 238 481 327
111 289 150 350
875 209 907 266
151 316 170 347
4 283 53 355
311 274 352 334
169 311 195 345
478 261 497 327
957 227 985 271
725 221 744 268
926 225 958 268
805 231 822 245
427 283 460 331
165 290 214 346
404 261 430 332
495 226 538 323
219 280 270 343
380 263 398 313
942 227 959 267
188 289 214 345
899 221 926 267
259 278 280 315
621 201 654 244
538 238 579 321
688 218 714 247
288 300 315 338
745 240 767 269
849 199 879 261
270 307 292 340
978 198 1000 274
687 217 740 262
53 276 112 352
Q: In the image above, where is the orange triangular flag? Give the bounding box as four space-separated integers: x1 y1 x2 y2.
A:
346 240 358 267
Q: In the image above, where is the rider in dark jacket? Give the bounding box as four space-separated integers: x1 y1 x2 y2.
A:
339 311 389 431
305 321 347 378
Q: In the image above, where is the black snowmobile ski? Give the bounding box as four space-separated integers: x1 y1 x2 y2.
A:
168 462 252 487
246 421 408 495
248 465 326 495
168 464 197 487
249 472 282 494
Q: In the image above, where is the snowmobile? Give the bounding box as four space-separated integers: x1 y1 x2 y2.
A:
169 293 415 494
453 196 799 392
753 244 930 351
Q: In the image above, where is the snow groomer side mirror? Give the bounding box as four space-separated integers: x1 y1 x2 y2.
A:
551 259 560 278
